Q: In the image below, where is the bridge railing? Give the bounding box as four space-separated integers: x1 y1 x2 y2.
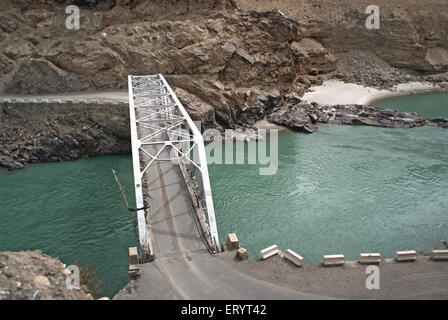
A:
128 74 220 257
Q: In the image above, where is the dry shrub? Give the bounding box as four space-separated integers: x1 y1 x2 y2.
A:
73 260 104 299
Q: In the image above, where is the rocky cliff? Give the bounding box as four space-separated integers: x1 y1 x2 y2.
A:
0 0 335 129
0 0 447 168
238 0 448 73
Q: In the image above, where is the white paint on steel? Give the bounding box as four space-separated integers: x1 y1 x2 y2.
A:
128 75 150 259
128 74 220 253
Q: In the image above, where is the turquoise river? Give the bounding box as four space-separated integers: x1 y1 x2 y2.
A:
1 94 447 297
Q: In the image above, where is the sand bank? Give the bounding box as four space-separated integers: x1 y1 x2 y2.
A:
302 80 442 106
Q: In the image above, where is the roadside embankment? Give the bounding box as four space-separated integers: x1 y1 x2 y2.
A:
218 248 448 299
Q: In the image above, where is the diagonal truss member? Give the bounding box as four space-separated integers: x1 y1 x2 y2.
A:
128 74 220 259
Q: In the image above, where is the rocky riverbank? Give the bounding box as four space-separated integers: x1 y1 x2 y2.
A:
0 100 130 170
0 250 91 300
268 102 448 134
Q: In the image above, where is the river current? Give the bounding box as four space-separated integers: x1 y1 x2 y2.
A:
1 94 447 297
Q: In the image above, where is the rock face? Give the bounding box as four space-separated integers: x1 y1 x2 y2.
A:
237 0 448 73
0 101 130 169
291 38 336 75
0 250 91 300
174 87 217 130
0 1 335 131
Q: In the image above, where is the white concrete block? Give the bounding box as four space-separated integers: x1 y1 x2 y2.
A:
236 248 248 260
16 99 25 103
128 264 139 280
323 254 345 266
396 250 417 262
359 253 381 264
226 233 239 250
260 244 279 260
2 98 11 103
284 249 304 267
431 249 448 261
129 247 139 265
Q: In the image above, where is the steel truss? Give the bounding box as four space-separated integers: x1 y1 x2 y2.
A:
128 74 220 258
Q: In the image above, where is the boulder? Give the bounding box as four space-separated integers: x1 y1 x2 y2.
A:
0 155 24 170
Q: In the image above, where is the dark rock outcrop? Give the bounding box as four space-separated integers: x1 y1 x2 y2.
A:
0 155 24 170
0 101 130 169
268 102 447 132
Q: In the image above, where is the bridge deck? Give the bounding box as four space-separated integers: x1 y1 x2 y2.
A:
117 152 324 299
147 146 206 256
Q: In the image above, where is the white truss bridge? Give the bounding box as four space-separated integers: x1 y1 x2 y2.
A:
128 74 220 261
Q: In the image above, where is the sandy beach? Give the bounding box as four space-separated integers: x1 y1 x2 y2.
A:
302 80 443 106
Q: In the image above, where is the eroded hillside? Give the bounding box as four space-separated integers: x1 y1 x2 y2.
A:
0 0 448 169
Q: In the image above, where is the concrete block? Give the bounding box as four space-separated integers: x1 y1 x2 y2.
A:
260 244 279 260
323 254 345 266
2 98 11 103
236 248 248 260
129 247 139 265
359 253 381 264
284 249 304 267
396 250 417 262
128 264 139 280
53 99 62 103
16 99 25 103
226 233 240 250
431 249 448 261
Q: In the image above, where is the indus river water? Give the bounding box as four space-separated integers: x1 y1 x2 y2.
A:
1 94 447 297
